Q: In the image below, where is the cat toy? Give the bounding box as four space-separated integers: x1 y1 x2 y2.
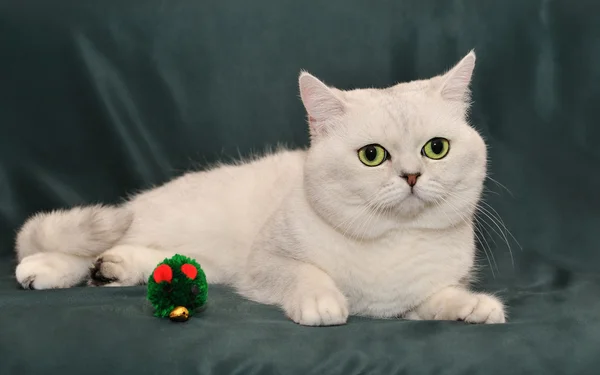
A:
147 254 208 322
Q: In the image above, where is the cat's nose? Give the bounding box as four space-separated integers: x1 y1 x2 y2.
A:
401 172 421 187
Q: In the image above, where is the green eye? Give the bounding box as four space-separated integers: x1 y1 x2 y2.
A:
422 138 450 160
358 144 388 167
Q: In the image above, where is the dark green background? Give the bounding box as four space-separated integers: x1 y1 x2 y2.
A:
1 0 599 373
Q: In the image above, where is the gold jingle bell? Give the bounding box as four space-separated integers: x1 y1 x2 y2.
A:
169 306 190 322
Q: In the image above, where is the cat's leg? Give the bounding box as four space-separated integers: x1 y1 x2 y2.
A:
14 204 133 290
408 286 506 324
15 252 93 289
15 205 132 261
89 245 181 286
242 257 349 326
282 264 349 326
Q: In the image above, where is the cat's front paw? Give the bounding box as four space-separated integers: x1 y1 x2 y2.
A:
89 246 142 287
442 293 505 324
284 288 349 326
459 293 506 324
416 287 506 324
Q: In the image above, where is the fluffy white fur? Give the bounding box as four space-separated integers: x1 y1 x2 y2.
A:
14 50 506 325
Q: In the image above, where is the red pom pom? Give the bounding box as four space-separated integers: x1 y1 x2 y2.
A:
181 263 197 279
153 264 173 283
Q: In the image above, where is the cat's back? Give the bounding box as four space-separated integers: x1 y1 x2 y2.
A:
130 148 306 204
124 148 307 251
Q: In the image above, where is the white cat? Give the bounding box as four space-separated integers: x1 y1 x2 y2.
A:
14 50 506 326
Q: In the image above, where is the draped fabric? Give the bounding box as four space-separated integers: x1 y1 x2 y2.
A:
1 0 599 373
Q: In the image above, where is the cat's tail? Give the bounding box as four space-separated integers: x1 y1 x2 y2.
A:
15 205 133 261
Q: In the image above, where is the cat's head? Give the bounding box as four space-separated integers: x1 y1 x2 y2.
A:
300 51 487 238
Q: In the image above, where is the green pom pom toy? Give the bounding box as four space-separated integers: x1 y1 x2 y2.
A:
147 254 208 322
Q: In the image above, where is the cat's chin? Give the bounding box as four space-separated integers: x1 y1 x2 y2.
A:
393 194 427 217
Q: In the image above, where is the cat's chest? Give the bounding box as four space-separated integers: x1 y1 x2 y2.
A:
312 229 474 317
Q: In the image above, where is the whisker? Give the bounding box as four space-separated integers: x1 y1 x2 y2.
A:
471 215 499 274
331 189 384 240
437 195 497 278
478 201 523 250
446 190 518 270
474 206 516 269
486 176 514 197
472 213 499 248
482 186 500 196
352 190 393 241
357 192 392 242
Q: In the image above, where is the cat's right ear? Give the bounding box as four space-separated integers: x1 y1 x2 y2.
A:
298 72 346 137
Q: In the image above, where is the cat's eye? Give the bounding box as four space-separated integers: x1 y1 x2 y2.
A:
421 138 450 160
358 144 388 167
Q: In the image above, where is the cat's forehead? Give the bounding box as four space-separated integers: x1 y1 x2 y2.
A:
343 87 454 135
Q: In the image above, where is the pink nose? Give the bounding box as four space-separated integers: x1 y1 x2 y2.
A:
402 173 421 187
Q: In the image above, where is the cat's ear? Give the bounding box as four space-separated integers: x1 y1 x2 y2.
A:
438 50 476 104
299 71 346 137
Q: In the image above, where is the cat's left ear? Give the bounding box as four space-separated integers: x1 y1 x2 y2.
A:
438 50 476 104
299 72 346 137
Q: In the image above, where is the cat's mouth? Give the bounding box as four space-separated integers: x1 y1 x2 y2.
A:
391 193 427 217
369 185 430 213
400 188 444 210
394 189 426 206
407 184 443 204
405 192 425 203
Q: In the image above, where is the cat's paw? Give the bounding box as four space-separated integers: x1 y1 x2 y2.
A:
438 293 505 324
89 247 142 287
459 294 506 324
15 253 92 290
417 287 506 324
284 288 349 326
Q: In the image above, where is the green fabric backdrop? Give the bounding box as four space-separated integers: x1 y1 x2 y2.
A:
1 0 599 373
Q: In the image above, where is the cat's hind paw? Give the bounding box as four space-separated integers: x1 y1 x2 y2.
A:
15 252 92 290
